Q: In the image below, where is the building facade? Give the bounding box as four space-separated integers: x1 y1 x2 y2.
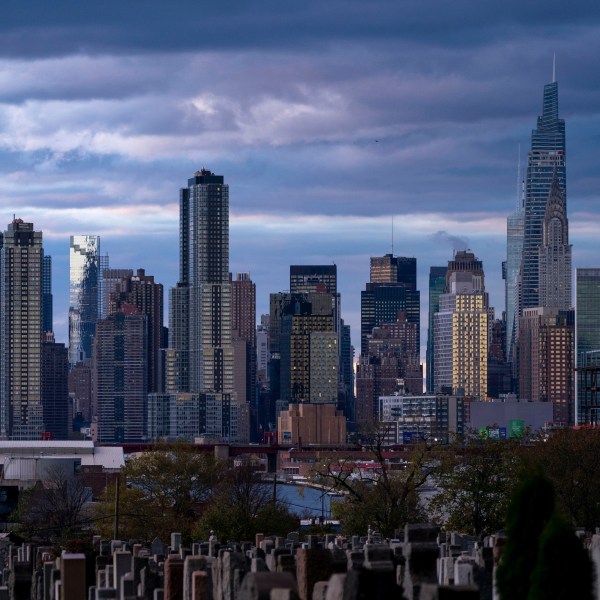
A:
522 79 567 311
575 269 600 424
41 335 69 440
426 266 447 392
0 219 45 440
277 403 346 446
93 309 148 443
69 235 101 366
433 251 492 400
538 175 571 309
108 268 164 394
518 307 574 425
165 169 242 440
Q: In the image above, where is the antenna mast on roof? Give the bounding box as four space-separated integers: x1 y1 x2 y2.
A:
391 214 394 255
552 52 556 83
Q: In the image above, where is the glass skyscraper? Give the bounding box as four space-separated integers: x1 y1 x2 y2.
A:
426 266 447 392
505 203 524 361
69 235 101 366
522 79 566 311
576 269 600 424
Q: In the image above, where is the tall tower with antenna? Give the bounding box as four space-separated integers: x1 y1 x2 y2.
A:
521 66 566 311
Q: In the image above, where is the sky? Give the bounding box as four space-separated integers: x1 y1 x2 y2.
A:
1 1 600 360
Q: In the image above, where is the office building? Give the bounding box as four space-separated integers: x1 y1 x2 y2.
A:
69 235 101 366
434 250 492 400
522 77 567 311
147 391 245 442
279 298 335 404
93 308 148 443
575 269 600 424
505 193 524 363
277 403 346 446
339 319 355 420
232 273 256 437
578 350 600 426
426 266 447 392
538 175 571 309
290 265 337 295
165 169 242 440
108 269 164 394
42 254 53 334
41 335 69 440
379 393 464 445
68 359 93 424
100 268 133 319
362 254 419 356
0 219 45 440
356 312 422 422
370 255 417 289
518 307 574 424
361 284 420 357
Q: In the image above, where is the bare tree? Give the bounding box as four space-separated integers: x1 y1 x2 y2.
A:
14 464 91 541
313 422 438 537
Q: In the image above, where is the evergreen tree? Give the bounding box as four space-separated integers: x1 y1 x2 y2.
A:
495 473 555 600
528 515 594 600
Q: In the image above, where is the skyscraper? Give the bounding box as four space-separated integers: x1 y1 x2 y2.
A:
426 266 447 392
576 269 600 360
505 188 524 363
94 307 148 443
522 78 566 311
362 254 419 347
575 269 600 424
69 235 101 366
41 334 69 440
290 265 337 295
109 268 164 394
100 268 133 319
232 272 256 438
538 175 572 309
42 254 53 334
0 219 44 439
518 307 574 424
434 250 492 399
165 169 242 440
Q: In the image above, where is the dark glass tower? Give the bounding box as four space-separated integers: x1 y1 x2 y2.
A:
522 79 566 310
426 266 447 392
576 269 600 424
42 254 53 334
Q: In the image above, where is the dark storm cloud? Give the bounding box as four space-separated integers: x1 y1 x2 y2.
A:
1 1 600 58
1 0 599 346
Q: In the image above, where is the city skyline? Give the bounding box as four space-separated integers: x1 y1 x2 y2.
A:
1 3 600 357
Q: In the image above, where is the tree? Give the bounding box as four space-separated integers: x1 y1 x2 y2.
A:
428 435 523 535
495 473 556 600
195 460 298 542
94 444 220 542
528 428 600 531
13 465 91 543
314 423 437 537
527 515 594 600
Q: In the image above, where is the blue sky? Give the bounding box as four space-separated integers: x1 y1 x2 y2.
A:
1 1 599 358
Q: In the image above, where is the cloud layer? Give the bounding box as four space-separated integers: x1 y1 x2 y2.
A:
1 1 599 355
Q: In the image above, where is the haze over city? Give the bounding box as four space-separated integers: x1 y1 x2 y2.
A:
1 2 600 357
